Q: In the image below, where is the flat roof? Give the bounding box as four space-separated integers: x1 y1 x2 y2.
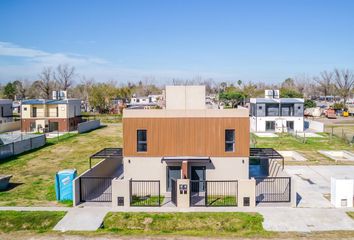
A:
250 98 304 104
22 99 81 105
123 108 249 118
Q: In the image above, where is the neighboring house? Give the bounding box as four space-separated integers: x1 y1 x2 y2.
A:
21 99 82 132
127 94 163 109
250 90 304 133
0 99 13 124
123 85 250 193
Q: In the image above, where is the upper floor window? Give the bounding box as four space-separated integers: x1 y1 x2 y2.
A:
225 129 235 152
32 107 37 117
137 129 147 152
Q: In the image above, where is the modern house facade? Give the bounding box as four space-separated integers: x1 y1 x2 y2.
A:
250 90 304 133
21 99 82 132
122 85 250 194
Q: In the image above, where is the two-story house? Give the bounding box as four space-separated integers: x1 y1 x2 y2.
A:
122 85 250 194
21 99 81 132
250 90 304 133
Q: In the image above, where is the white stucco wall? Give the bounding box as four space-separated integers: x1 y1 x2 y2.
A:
165 85 206 110
123 156 249 194
252 116 304 132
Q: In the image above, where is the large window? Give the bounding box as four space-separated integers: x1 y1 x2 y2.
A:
281 104 294 116
137 129 147 152
225 129 235 152
265 104 279 116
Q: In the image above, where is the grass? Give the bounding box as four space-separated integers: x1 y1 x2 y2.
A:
82 113 122 124
207 195 237 206
130 195 165 206
347 212 354 220
101 212 270 237
0 211 66 233
0 124 122 206
251 131 354 165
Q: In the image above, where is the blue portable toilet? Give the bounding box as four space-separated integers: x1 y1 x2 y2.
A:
55 169 77 201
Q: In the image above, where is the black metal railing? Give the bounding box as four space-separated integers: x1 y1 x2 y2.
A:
255 177 291 203
171 178 177 206
190 180 238 207
130 180 162 207
80 176 113 202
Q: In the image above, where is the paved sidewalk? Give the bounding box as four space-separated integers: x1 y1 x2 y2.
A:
54 207 111 231
259 207 354 232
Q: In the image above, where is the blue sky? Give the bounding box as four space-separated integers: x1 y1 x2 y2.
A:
0 0 353 84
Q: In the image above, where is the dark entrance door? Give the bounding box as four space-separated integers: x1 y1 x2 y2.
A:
286 121 294 132
265 121 275 131
191 166 206 191
49 122 59 132
167 166 181 191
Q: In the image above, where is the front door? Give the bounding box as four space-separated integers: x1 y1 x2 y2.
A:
167 166 181 192
265 121 275 131
191 166 206 191
286 121 294 132
49 122 59 132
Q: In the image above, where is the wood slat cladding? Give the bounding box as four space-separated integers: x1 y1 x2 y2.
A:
123 117 250 157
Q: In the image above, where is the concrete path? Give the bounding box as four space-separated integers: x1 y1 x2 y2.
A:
259 207 354 232
53 207 110 231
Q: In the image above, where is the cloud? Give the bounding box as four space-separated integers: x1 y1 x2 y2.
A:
0 41 238 84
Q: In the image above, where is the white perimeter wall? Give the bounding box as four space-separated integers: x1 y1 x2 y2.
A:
123 157 249 194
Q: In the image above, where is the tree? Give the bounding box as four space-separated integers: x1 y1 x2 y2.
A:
281 78 296 90
314 71 334 97
280 88 303 98
53 64 76 91
3 82 16 100
304 99 316 108
334 69 354 105
237 80 242 87
219 88 246 108
88 83 116 113
37 67 56 99
13 79 30 99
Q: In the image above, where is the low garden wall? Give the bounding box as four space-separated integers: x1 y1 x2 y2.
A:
0 121 20 133
77 120 101 133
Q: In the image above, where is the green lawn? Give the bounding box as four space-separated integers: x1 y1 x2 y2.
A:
347 212 354 220
207 195 237 206
130 195 165 206
102 212 270 237
0 124 122 206
0 211 66 233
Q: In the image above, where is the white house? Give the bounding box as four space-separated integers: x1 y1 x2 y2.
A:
250 90 304 133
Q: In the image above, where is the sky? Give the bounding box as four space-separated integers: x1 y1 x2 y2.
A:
0 0 354 85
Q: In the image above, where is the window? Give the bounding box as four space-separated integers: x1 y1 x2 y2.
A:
258 106 262 110
265 104 279 116
24 107 27 111
137 129 147 152
225 129 235 152
32 107 37 117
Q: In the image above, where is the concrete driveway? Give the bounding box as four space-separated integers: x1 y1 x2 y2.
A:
285 165 354 208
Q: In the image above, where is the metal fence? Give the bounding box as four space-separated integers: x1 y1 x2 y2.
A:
0 134 46 160
80 177 113 202
190 180 238 207
129 180 161 207
171 178 177 206
255 177 291 203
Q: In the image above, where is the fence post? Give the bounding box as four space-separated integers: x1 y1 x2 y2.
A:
158 181 161 206
205 181 208 206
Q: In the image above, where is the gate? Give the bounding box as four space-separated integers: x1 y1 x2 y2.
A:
130 180 162 206
190 180 238 207
80 177 113 202
255 177 291 203
171 178 177 206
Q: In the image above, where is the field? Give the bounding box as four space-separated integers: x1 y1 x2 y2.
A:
101 212 269 237
252 131 354 165
0 124 122 206
0 211 66 233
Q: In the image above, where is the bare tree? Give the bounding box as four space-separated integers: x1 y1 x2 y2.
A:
36 67 56 99
314 71 334 97
53 64 76 90
334 69 354 105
